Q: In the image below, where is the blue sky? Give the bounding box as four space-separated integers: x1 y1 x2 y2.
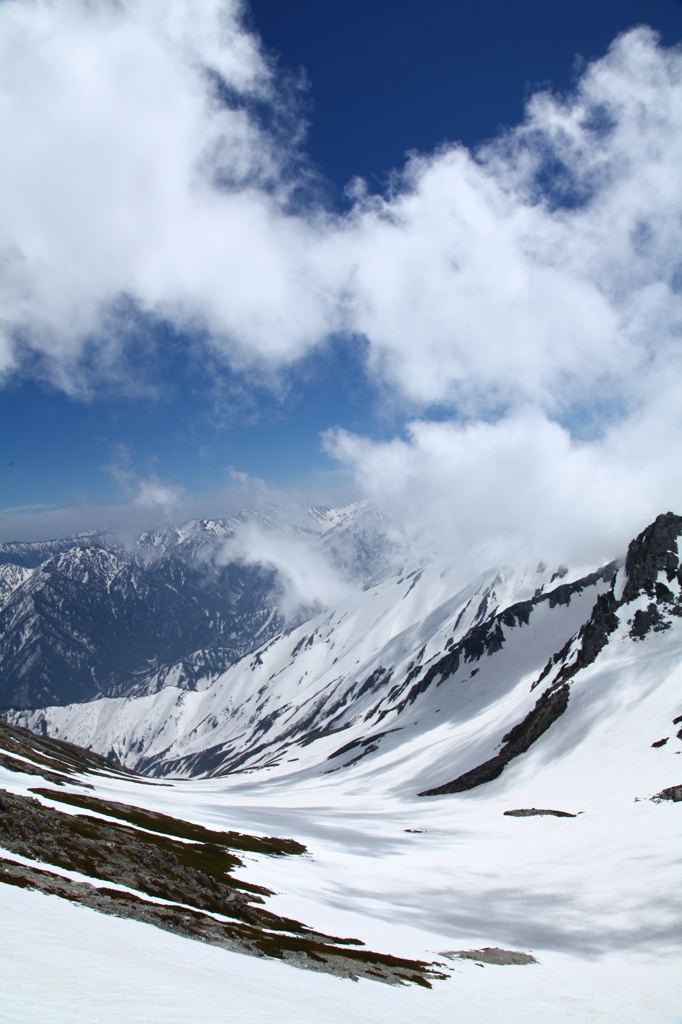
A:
2 0 682 563
249 0 682 193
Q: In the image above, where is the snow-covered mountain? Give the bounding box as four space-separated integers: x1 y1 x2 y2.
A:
13 553 616 777
2 512 682 1023
9 509 681 794
0 541 282 708
9 510 682 794
132 502 401 587
0 503 401 710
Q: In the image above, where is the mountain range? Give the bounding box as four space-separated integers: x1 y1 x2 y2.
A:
3 506 682 800
0 502 398 709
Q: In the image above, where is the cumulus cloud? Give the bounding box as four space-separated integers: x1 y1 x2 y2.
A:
101 443 185 525
318 26 682 571
3 3 682 567
325 395 682 580
5 3 678 409
329 27 682 417
0 0 336 388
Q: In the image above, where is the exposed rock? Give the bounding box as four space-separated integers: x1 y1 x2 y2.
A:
620 512 682 605
419 684 569 796
0 718 136 780
382 562 617 720
651 785 682 802
631 603 671 640
503 808 579 818
0 787 444 987
419 513 682 797
440 947 537 966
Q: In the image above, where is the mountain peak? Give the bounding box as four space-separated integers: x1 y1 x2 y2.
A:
620 511 682 606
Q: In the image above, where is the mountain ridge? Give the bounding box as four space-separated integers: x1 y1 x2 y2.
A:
4 512 681 811
0 502 397 710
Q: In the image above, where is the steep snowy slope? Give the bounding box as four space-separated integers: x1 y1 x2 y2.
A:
0 563 32 608
12 550 617 777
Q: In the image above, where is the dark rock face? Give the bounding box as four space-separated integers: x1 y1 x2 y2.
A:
651 785 682 802
419 684 570 796
621 512 682 605
420 512 682 798
0 544 282 709
630 603 671 639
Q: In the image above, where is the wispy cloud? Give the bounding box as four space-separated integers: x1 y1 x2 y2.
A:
218 521 355 620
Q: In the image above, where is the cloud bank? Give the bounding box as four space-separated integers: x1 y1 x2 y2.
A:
2 1 682 568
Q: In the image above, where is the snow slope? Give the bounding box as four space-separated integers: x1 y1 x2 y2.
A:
2 513 682 1022
1 580 681 1021
13 555 616 777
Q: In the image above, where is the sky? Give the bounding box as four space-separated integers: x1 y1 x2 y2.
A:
2 0 682 575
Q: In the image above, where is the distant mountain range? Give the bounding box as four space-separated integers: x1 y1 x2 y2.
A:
0 502 399 709
5 506 682 796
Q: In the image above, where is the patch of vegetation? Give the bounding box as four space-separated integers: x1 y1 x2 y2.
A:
30 788 306 857
0 720 136 780
0 750 73 787
0 790 446 987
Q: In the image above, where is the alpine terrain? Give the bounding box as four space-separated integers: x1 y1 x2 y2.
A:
1 508 681 1023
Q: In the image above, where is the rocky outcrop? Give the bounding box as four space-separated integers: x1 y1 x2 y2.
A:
503 808 578 818
441 947 537 965
381 562 618 720
420 513 682 797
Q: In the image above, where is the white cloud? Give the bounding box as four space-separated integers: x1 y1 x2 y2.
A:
101 442 185 517
325 28 682 417
323 26 682 571
324 397 682 580
0 0 337 388
2 5 682 566
218 522 354 619
2 10 681 413
134 478 184 511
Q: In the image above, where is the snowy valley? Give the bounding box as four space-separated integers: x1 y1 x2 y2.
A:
1 508 681 1023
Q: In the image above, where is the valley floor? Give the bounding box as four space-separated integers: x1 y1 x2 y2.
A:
0 882 679 1024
